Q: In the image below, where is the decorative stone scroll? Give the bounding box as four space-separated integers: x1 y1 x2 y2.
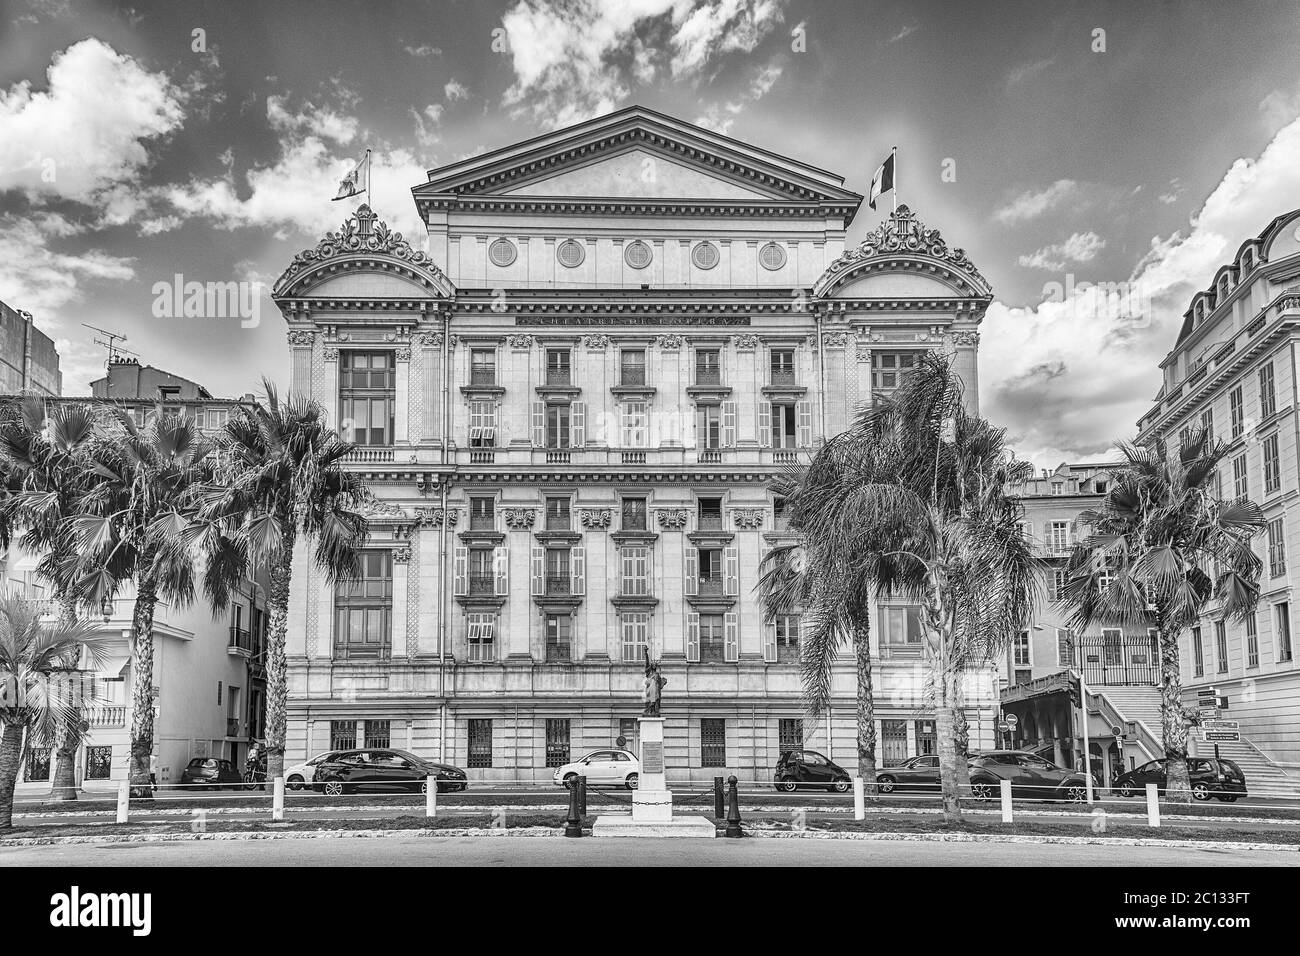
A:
287 330 316 346
508 334 534 349
582 334 612 350
655 508 691 530
274 204 448 293
415 507 460 528
821 331 848 349
415 331 444 347
731 509 765 530
579 508 613 530
654 334 686 350
731 333 760 351
502 508 537 530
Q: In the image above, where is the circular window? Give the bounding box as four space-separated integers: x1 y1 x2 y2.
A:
759 242 787 271
692 241 720 270
557 239 585 268
489 238 517 267
624 240 652 270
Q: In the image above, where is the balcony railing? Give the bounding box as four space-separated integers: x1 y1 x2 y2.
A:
86 705 126 728
545 575 572 595
1075 635 1159 686
228 627 252 653
697 576 724 596
697 512 723 531
546 449 571 464
546 368 572 386
226 717 240 737
770 369 797 387
469 450 495 463
695 367 721 385
621 451 646 464
333 642 392 661
622 512 648 531
468 576 496 595
470 367 497 386
879 642 924 660
620 367 647 386
470 513 496 531
344 447 394 464
700 643 727 663
545 511 571 531
698 449 722 463
546 642 572 662
777 644 800 663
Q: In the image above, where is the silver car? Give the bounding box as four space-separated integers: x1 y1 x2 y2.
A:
552 749 641 790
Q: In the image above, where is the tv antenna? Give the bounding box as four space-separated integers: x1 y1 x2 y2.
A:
82 323 138 367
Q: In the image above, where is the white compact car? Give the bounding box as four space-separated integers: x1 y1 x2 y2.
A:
284 752 340 791
552 749 641 790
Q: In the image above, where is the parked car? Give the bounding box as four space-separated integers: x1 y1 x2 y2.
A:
180 757 243 790
552 750 641 790
967 751 1093 802
1111 757 1247 801
773 749 852 793
875 754 942 793
284 751 340 791
313 749 468 795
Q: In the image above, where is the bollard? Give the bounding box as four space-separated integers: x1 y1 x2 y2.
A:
1145 783 1160 827
426 776 437 818
852 777 865 821
714 776 725 819
564 773 584 837
1000 779 1013 823
116 779 129 824
272 776 285 821
577 774 587 817
725 775 744 838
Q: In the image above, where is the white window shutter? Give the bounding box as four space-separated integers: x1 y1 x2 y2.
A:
453 545 468 596
571 401 585 447
758 402 772 448
685 547 699 596
724 546 739 596
721 401 737 447
494 545 509 595
763 619 777 663
687 612 700 662
531 546 544 596
571 545 585 596
796 400 813 447
725 611 739 662
531 401 545 446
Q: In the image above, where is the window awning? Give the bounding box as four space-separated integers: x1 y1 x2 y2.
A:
85 649 130 680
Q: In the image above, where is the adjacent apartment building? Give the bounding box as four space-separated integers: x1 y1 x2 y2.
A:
1136 208 1300 768
272 106 995 782
0 300 61 396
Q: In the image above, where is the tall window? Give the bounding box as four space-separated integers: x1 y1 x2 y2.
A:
621 496 647 531
545 548 571 593
469 547 495 592
468 613 496 662
546 614 571 660
696 348 721 385
620 546 650 596
698 613 726 662
330 720 358 751
546 403 571 448
334 550 392 660
1048 520 1070 553
1246 613 1259 668
1013 630 1031 666
339 351 395 446
881 606 923 645
470 496 495 531
697 497 722 531
1230 386 1244 439
545 496 571 531
621 401 648 447
871 351 920 392
545 719 571 768
469 401 497 447
620 611 650 663
470 348 496 385
86 746 112 780
546 348 571 386
1191 625 1204 677
1215 620 1229 674
363 720 391 749
1233 454 1249 498
778 718 804 752
620 349 646 386
1268 516 1287 578
701 718 726 767
697 405 722 449
1263 434 1282 494
770 348 795 385
774 615 800 661
1200 407 1214 444
1259 362 1277 419
467 719 493 769
1057 628 1074 667
1048 568 1067 603
1278 603 1294 663
770 403 797 448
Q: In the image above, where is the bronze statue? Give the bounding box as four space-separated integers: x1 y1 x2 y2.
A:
642 647 667 717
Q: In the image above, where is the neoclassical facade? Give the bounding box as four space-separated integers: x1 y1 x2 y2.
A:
273 106 995 781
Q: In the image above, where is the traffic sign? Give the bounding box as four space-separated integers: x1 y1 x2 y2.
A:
1201 719 1239 731
997 721 1010 733
1005 714 1018 728
1203 730 1241 742
1196 687 1218 698
1196 706 1220 720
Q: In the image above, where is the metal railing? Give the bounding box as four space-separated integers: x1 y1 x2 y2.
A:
228 627 252 652
546 643 572 662
226 718 240 737
620 367 647 386
468 576 495 595
1075 634 1160 686
470 367 497 386
695 367 721 385
697 512 724 531
545 576 572 595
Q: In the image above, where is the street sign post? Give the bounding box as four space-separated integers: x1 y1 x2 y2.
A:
1006 714 1018 729
1203 730 1241 743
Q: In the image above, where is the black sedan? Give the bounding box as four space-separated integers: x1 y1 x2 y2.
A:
180 757 243 790
1111 757 1247 801
313 749 468 795
875 754 942 793
967 751 1093 802
772 749 852 793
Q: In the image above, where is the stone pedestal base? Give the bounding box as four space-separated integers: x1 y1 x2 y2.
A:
631 789 673 822
590 814 717 838
589 714 715 837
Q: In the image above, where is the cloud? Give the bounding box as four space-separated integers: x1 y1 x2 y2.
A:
1258 83 1300 135
266 95 358 146
981 114 1300 468
1158 177 1184 205
993 179 1080 225
0 214 135 326
0 37 186 201
696 58 784 133
444 79 470 101
887 24 917 43
404 44 442 57
1006 57 1055 87
1016 231 1106 270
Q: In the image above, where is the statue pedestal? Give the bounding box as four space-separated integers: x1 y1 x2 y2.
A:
591 716 715 837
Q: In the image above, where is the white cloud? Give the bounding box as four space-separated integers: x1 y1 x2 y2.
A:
669 0 785 76
0 214 135 325
696 58 783 134
444 79 470 101
1259 83 1300 135
0 38 185 201
993 179 1080 225
887 23 917 43
266 95 358 146
1016 231 1106 270
1006 57 1055 87
404 44 442 57
982 115 1300 468
1158 177 1184 205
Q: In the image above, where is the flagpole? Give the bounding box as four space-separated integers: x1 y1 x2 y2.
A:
892 145 897 214
366 148 372 209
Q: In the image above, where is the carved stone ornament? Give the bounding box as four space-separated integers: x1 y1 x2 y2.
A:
415 331 444 347
395 347 411 361
509 334 534 349
826 204 991 291
655 334 686 350
415 507 460 528
274 204 448 293
322 348 339 362
502 507 537 530
287 330 316 346
731 508 765 530
392 545 411 564
357 499 409 521
731 333 760 351
655 508 691 530
821 331 849 349
951 330 981 347
582 334 612 350
579 508 613 530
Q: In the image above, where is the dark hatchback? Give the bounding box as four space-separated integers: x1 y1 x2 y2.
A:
968 751 1094 802
773 749 852 793
1111 757 1247 801
313 749 469 795
180 757 243 789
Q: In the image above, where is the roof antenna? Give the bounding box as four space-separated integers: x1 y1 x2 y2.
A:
82 323 139 367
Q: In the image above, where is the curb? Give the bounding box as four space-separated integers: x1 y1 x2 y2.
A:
0 826 563 847
743 828 1300 852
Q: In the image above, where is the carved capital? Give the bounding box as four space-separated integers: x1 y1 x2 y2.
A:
731 333 760 351
731 508 765 530
415 331 443 348
508 334 534 349
287 330 316 347
582 334 611 350
322 348 339 362
655 508 691 530
579 508 613 530
654 333 686 350
502 507 537 530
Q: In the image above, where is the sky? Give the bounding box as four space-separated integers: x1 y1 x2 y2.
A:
2 0 1300 468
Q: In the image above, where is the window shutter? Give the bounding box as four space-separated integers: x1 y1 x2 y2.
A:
531 546 544 596
724 546 739 596
494 545 509 595
763 619 778 663
570 545 585 596
721 401 737 447
453 545 468 596
687 612 700 662
724 611 739 662
758 402 772 448
531 401 545 446
796 400 813 447
685 547 699 596
571 401 585 447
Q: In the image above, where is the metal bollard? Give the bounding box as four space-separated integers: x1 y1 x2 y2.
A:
116 779 129 824
426 776 437 818
1000 779 1013 823
577 774 587 817
853 777 865 820
564 773 584 837
714 776 725 819
273 777 285 821
725 775 744 838
1145 783 1160 827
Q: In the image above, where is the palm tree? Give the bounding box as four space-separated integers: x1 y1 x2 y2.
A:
191 382 368 782
1061 431 1262 802
0 595 109 828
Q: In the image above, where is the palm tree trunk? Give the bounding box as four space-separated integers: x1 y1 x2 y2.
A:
952 676 972 793
934 669 963 822
128 575 158 793
852 617 878 795
0 718 26 829
49 594 82 802
264 530 295 782
1158 625 1192 802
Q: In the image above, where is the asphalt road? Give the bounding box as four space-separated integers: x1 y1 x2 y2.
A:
2 834 1296 867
